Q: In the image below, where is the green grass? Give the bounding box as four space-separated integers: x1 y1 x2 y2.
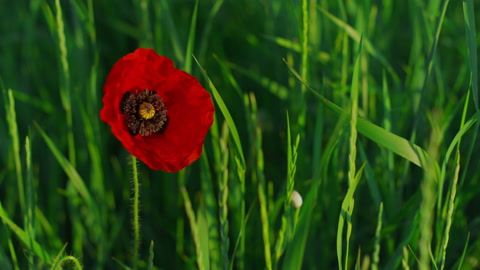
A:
1 0 480 269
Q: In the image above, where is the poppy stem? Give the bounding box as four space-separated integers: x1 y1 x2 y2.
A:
131 155 141 270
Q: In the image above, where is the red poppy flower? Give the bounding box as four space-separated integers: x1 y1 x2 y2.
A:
100 48 214 172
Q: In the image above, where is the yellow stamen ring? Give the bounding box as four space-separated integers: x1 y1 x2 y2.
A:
139 102 155 119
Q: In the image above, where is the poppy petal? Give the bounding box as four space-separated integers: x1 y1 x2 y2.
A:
100 48 214 172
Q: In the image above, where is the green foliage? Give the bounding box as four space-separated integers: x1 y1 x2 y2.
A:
1 0 480 269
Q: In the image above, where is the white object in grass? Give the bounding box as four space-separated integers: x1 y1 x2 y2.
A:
291 190 303 208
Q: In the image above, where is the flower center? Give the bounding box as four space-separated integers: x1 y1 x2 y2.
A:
139 102 155 120
120 88 168 136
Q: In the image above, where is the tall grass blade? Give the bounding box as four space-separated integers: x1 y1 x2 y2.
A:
337 164 366 270
200 152 221 270
282 110 350 270
437 150 461 270
402 246 410 270
348 37 361 187
180 186 205 270
381 71 395 199
25 136 36 267
8 89 53 114
211 58 248 268
462 0 478 110
339 37 362 269
229 196 255 270
34 122 100 231
136 0 153 48
283 59 440 179
440 110 480 184
318 7 400 84
219 122 230 270
228 63 288 100
184 0 198 73
435 89 471 263
7 232 19 270
197 0 224 62
112 257 132 270
274 113 300 267
263 35 330 63
371 202 383 270
455 233 470 270
212 55 243 98
411 0 451 143
0 202 52 264
418 120 442 270
358 144 382 208
157 0 184 62
54 0 75 167
197 203 211 270
194 56 246 168
3 88 25 213
248 93 272 270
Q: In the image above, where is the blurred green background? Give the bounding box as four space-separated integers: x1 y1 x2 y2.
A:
1 0 480 269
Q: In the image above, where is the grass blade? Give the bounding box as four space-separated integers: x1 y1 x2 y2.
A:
25 136 36 266
34 123 94 210
371 202 384 270
136 0 153 48
455 233 470 270
418 119 442 270
337 163 366 270
54 0 75 167
382 71 395 199
463 0 480 110
274 113 300 267
318 7 400 84
0 202 52 264
437 150 461 270
197 203 211 270
348 37 361 187
219 122 230 270
6 229 19 270
3 88 25 213
228 63 288 100
197 0 224 62
440 110 480 185
358 141 382 209
338 37 362 270
184 0 198 73
200 151 221 270
247 93 272 270
34 121 102 245
300 0 309 94
180 186 205 270
156 0 184 62
263 35 330 63
282 109 350 270
283 59 440 179
194 56 246 169
462 0 478 110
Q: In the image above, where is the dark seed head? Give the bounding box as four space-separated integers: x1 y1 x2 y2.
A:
120 88 168 136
